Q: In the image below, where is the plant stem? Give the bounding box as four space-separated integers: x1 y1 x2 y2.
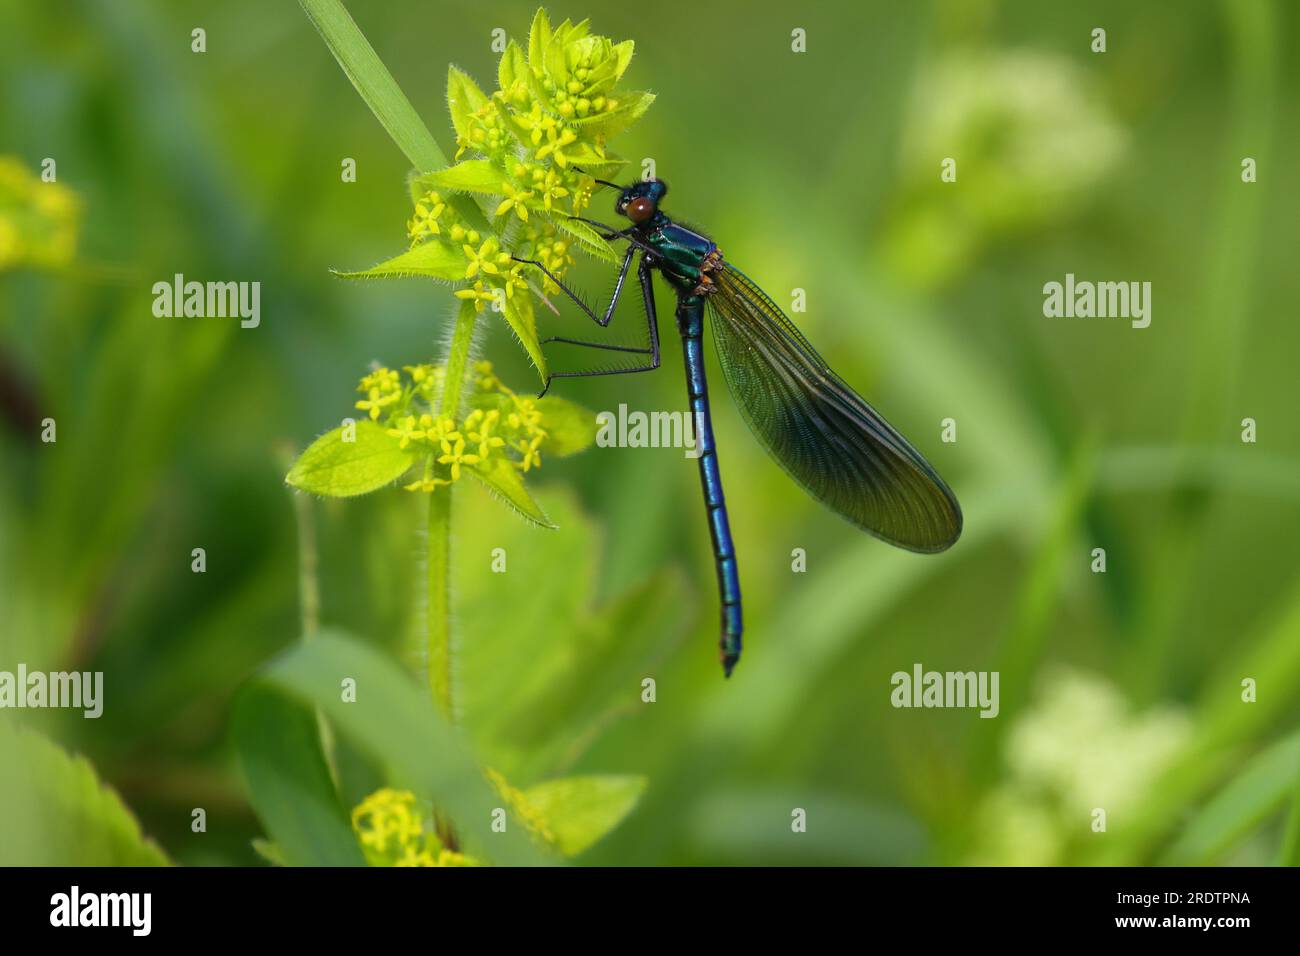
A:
292 492 321 639
284 458 337 782
439 300 477 421
426 300 478 720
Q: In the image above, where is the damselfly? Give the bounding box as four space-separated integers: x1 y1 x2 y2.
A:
512 178 962 676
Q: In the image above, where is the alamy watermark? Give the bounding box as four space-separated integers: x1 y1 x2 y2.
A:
596 403 700 458
152 273 261 328
1043 273 1150 329
0 665 102 718
890 663 999 718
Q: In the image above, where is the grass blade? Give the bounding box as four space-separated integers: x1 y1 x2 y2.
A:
298 0 447 172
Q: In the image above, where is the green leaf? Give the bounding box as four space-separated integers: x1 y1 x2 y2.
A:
419 159 509 196
536 396 596 457
251 839 288 866
250 631 550 865
333 239 467 282
469 456 556 529
527 8 553 73
287 420 418 497
233 685 365 866
523 775 647 857
0 722 170 865
446 65 489 145
574 91 656 140
455 489 692 779
1162 730 1300 864
498 40 527 91
557 216 621 266
501 289 549 382
611 39 635 83
299 0 448 172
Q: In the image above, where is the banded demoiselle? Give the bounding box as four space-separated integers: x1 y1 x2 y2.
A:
513 178 962 676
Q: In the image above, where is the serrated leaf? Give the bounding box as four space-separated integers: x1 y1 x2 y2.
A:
557 217 620 265
333 239 467 282
502 290 548 382
498 40 527 91
447 65 489 143
611 39 635 83
421 160 510 196
522 775 647 857
287 420 418 497
574 91 656 140
0 723 170 865
469 456 555 529
527 8 553 73
536 396 596 457
543 29 571 89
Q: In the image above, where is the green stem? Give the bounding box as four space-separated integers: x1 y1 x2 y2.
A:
426 301 478 720
284 459 337 782
292 492 321 639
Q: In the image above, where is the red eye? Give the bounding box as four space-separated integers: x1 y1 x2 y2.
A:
627 197 655 223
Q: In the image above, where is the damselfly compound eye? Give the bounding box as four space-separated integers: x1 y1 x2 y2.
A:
627 196 655 223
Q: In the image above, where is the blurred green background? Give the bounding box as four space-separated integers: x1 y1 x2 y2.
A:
3 0 1300 866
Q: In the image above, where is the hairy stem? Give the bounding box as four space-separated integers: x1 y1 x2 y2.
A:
426 300 478 720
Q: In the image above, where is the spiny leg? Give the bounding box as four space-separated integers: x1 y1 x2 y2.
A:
538 257 662 397
512 241 636 330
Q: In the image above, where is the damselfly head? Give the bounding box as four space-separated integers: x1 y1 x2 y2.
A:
614 178 668 224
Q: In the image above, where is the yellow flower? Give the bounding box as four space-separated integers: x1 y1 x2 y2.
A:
518 433 544 472
386 415 422 449
351 788 425 858
438 435 481 480
407 191 446 243
534 125 579 167
426 415 459 446
358 367 401 394
466 408 507 460
355 387 398 420
494 183 534 222
454 279 497 314
530 166 571 212
508 395 545 434
462 237 511 279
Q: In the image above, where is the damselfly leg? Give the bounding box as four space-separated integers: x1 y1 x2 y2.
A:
534 256 661 396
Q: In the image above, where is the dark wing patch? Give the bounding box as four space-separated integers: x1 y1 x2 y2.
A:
707 264 961 552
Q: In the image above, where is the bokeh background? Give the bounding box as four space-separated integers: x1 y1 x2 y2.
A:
3 0 1299 866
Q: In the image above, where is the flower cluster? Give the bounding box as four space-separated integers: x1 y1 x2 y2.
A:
0 155 80 272
351 788 479 867
350 9 653 332
966 668 1190 865
355 360 552 492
